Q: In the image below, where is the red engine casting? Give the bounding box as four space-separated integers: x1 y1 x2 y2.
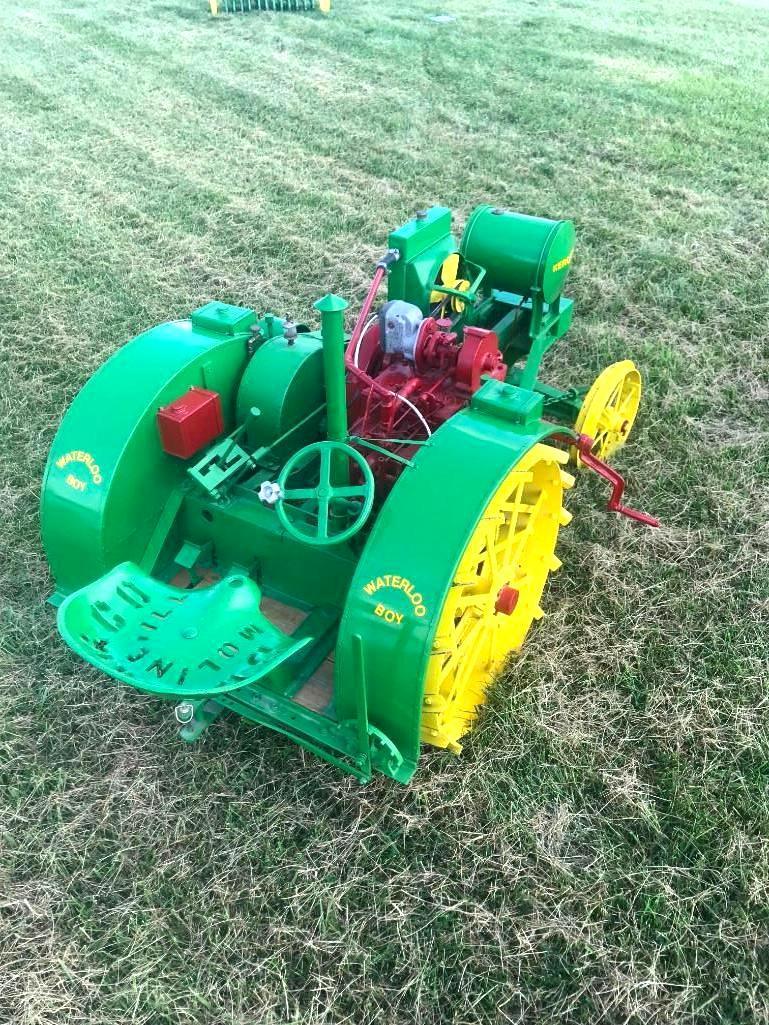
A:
345 317 506 484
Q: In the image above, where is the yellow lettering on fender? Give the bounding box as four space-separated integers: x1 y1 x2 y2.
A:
65 473 86 492
365 573 429 622
374 603 403 625
56 449 103 488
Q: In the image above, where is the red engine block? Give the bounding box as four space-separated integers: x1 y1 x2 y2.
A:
346 317 507 485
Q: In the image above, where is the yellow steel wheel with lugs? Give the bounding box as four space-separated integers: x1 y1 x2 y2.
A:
573 360 642 465
420 443 573 754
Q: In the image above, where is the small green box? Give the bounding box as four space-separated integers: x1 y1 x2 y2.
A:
191 302 256 336
470 379 544 425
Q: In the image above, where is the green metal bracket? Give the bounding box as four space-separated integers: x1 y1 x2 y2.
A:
517 295 575 390
179 698 224 742
188 438 253 499
352 633 371 779
512 376 587 427
139 488 184 574
431 263 487 309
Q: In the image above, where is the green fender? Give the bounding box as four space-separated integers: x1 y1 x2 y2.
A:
41 306 253 598
334 403 559 783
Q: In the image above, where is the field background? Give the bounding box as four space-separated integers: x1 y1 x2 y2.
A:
1 0 768 1022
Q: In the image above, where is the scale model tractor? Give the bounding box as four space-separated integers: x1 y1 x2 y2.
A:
41 205 657 784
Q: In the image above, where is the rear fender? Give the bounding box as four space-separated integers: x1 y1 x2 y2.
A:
334 405 560 782
41 311 252 598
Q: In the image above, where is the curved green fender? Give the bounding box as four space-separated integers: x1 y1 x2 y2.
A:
41 305 253 598
334 400 560 783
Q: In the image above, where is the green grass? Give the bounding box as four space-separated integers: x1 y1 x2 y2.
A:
2 0 769 1021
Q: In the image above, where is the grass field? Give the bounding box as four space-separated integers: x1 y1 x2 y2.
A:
2 0 769 1021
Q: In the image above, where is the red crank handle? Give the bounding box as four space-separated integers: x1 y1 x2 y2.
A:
555 434 660 528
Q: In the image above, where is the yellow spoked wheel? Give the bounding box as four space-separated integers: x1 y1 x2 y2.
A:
420 443 573 754
573 360 642 465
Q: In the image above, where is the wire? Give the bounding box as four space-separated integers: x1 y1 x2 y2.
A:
351 314 432 438
353 315 377 369
389 389 432 438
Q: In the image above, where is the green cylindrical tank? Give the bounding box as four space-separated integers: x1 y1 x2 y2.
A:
460 205 575 304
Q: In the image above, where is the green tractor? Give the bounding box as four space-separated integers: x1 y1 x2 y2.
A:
41 205 657 784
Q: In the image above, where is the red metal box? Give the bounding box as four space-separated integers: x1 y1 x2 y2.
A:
157 387 224 459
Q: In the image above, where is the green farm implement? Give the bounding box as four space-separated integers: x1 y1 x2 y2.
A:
41 205 657 784
208 0 330 14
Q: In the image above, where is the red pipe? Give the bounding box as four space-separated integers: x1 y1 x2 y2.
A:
345 265 387 364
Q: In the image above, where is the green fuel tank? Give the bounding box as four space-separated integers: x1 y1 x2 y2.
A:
460 205 575 304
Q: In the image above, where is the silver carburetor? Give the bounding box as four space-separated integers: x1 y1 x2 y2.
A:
378 300 423 362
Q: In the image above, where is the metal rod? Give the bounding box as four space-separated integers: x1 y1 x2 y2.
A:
313 293 350 485
352 633 372 780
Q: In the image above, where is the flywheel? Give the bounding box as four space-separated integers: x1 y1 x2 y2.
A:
420 443 572 753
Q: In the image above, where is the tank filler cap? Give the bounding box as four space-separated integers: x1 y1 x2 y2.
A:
283 321 298 345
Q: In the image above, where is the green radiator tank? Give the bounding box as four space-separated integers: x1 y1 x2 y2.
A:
460 205 575 303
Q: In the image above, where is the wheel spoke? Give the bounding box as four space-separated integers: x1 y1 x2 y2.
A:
331 484 369 498
605 380 624 409
497 493 543 569
484 521 499 580
501 479 529 564
503 522 534 578
319 445 332 486
449 616 488 695
281 487 316 501
317 494 330 538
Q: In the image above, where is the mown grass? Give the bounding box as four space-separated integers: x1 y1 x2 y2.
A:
1 0 769 1021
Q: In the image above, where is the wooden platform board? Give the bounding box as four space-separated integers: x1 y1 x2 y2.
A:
260 597 335 715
